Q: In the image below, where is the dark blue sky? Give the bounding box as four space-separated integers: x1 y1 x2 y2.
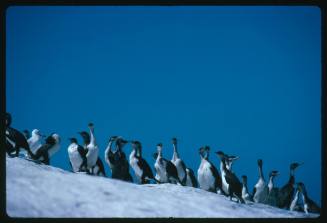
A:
6 6 321 205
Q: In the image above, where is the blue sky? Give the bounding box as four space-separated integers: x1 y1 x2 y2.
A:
6 6 321 205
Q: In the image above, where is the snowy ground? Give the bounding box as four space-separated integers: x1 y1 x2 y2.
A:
6 156 319 218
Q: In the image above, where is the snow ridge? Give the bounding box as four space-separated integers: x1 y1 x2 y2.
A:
6 157 318 218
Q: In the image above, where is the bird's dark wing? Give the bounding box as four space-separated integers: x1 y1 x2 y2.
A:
208 161 221 188
45 136 56 145
96 157 106 176
77 145 87 158
187 168 198 187
138 158 154 178
34 144 52 160
166 159 179 179
6 127 30 149
252 187 257 198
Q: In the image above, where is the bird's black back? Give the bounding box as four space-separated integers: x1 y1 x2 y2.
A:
6 127 30 150
138 157 154 179
187 168 198 188
208 160 222 190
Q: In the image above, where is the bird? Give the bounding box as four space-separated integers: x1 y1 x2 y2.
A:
264 170 279 207
289 185 304 212
215 151 245 203
78 123 106 176
154 143 181 185
105 136 133 182
67 138 88 173
129 141 156 184
33 133 61 165
253 159 268 203
5 113 35 158
185 167 198 188
241 175 253 203
170 137 187 185
296 182 320 214
27 129 46 157
216 151 234 195
197 146 222 193
277 162 303 209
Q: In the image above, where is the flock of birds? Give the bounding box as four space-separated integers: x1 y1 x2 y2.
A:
5 112 320 215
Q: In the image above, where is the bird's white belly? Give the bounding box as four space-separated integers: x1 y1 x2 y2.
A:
29 139 42 154
221 171 229 194
185 174 193 187
154 161 168 183
173 159 186 182
198 161 215 191
86 145 98 168
254 179 267 203
68 148 83 172
48 144 60 158
130 157 143 179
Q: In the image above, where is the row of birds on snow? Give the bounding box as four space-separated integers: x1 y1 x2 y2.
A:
5 112 320 214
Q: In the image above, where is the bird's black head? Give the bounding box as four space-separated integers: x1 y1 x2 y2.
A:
241 175 248 184
116 137 128 148
131 140 141 148
88 122 94 127
215 151 225 159
68 138 77 144
257 159 263 167
269 170 279 177
109 136 118 142
290 162 303 170
6 113 12 127
172 137 177 145
204 146 210 151
157 143 163 147
78 131 90 144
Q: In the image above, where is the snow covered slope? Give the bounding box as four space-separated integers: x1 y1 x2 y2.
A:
6 156 319 218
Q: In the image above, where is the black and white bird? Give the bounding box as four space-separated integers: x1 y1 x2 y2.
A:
295 182 320 214
216 151 237 196
215 151 245 203
78 123 106 176
105 136 133 182
241 175 253 203
185 167 198 188
170 137 187 185
105 136 118 171
289 186 304 212
264 170 279 207
27 129 46 157
197 146 222 193
253 159 268 203
5 113 35 158
67 138 88 173
154 143 181 185
277 162 303 209
129 141 156 184
33 133 61 165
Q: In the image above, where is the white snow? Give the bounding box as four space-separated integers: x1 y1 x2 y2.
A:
6 156 319 218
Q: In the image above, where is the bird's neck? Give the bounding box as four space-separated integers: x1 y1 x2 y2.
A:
89 128 96 145
258 165 264 180
172 144 179 160
288 171 295 185
107 140 114 152
268 176 274 192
